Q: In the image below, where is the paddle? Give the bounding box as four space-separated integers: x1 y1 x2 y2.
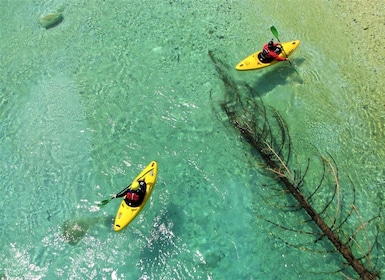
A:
97 165 155 206
97 198 114 207
97 184 131 207
270 25 298 73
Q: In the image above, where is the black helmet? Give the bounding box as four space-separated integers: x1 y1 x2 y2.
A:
268 40 274 49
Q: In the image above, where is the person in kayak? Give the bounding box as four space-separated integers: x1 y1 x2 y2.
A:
258 39 288 63
114 180 147 207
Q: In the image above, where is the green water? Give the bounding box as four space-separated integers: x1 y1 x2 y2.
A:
1 0 384 279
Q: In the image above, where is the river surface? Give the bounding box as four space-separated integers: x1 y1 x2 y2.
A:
1 0 384 279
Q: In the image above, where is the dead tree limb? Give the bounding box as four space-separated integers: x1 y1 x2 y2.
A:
208 51 380 280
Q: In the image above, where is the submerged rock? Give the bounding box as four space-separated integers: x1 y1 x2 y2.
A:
40 13 63 29
62 219 90 246
62 216 110 245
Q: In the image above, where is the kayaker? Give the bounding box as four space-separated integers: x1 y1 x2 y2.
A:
259 40 288 63
114 181 146 207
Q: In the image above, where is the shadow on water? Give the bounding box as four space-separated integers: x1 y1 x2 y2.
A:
250 58 305 98
62 216 112 246
136 201 208 277
137 200 220 278
139 202 183 259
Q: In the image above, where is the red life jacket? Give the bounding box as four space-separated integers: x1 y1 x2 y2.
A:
126 192 139 201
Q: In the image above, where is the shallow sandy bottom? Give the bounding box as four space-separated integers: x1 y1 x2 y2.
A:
332 0 385 74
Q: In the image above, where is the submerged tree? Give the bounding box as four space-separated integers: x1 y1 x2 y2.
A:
208 51 382 280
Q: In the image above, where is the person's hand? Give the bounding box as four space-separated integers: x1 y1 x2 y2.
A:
113 194 117 198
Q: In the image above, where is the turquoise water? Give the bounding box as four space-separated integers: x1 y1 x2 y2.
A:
1 0 384 279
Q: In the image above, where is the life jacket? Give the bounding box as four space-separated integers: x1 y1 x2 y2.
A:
262 45 270 56
124 181 146 206
259 44 274 63
126 191 139 201
273 44 282 54
259 43 282 63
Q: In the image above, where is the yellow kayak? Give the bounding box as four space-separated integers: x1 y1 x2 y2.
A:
235 40 300 71
113 161 158 232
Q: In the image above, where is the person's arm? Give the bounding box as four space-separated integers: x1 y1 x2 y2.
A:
269 50 287 61
274 43 282 48
114 186 130 198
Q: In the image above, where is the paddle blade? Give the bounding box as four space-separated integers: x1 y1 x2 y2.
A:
270 26 279 40
97 198 113 207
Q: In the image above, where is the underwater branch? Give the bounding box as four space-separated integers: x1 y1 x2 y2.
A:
208 51 380 280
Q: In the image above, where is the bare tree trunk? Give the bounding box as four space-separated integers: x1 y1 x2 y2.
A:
279 173 377 280
208 50 380 280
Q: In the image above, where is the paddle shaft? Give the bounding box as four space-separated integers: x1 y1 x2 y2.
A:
270 26 297 71
98 166 155 206
98 185 130 206
275 37 292 65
